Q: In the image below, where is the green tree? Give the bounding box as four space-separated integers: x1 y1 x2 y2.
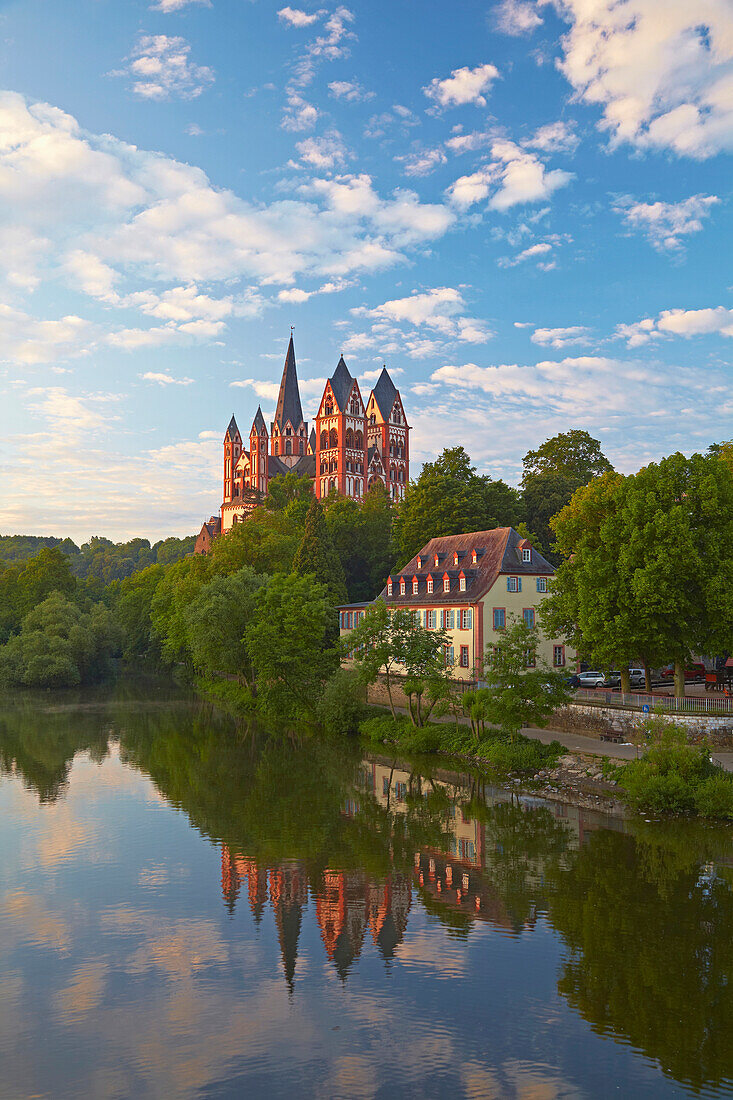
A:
399 617 453 727
344 599 408 718
16 546 76 616
150 554 210 666
209 508 301 577
184 567 264 685
396 446 523 564
483 617 570 741
522 430 613 560
115 564 165 662
245 573 339 720
292 496 348 610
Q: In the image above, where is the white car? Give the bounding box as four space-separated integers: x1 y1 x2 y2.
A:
578 671 605 687
628 668 646 687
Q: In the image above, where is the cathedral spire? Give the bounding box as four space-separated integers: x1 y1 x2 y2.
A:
274 335 304 431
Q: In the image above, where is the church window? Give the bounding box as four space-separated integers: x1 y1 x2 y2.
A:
345 428 354 448
285 439 291 455
320 430 328 450
286 425 292 436
324 397 333 415
354 430 363 449
369 414 375 425
299 440 304 455
329 428 338 448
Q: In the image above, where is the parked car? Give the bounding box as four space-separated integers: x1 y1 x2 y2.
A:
564 674 581 688
660 663 706 682
577 671 605 687
628 668 646 687
604 671 622 688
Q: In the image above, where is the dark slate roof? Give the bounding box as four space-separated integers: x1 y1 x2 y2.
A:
252 406 266 434
267 455 290 477
329 355 354 410
293 453 316 477
309 428 316 453
378 527 554 606
371 367 398 420
274 336 304 430
225 415 240 441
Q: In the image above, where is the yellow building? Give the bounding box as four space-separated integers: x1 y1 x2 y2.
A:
339 527 575 682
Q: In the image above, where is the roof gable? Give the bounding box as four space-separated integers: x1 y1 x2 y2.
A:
274 335 304 431
370 367 398 421
225 415 240 442
329 355 354 410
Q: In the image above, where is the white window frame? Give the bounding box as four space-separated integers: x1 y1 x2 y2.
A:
427 578 433 594
522 547 531 563
443 577 450 593
459 576 466 592
400 579 406 596
412 578 419 594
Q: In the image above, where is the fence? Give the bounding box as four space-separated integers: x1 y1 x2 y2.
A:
574 688 733 716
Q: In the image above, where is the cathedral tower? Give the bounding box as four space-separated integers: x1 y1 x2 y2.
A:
223 415 241 504
314 356 367 500
271 335 307 466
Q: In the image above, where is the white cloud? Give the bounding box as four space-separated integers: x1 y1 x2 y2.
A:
499 241 552 266
616 305 733 345
120 35 215 100
151 0 210 10
359 366 403 381
445 130 492 154
278 7 323 27
530 325 591 347
424 63 500 109
345 287 492 360
0 304 92 365
494 0 543 35
551 0 733 157
296 132 347 169
328 80 374 102
282 94 319 131
141 371 194 385
397 148 447 177
613 193 720 252
523 120 579 154
363 105 419 139
447 140 572 210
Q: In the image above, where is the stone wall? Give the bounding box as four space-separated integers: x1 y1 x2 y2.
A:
552 702 733 747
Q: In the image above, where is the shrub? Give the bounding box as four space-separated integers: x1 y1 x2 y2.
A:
399 726 443 754
621 768 696 815
360 713 412 743
319 668 367 735
694 774 733 820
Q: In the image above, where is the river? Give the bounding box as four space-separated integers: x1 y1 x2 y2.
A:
0 675 732 1099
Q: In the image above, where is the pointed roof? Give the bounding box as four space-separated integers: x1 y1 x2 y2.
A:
274 335 304 431
309 427 316 453
225 415 240 441
329 355 354 410
252 405 266 434
371 366 398 420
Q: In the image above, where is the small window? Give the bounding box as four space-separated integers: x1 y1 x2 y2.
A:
471 550 477 564
382 777 390 797
400 579 406 596
460 645 469 668
426 610 435 629
507 576 520 593
459 576 466 592
412 578 419 595
537 577 548 593
434 555 439 568
417 556 422 569
523 608 535 629
453 552 459 565
443 577 450 593
493 608 506 630
553 645 565 667
522 547 531 563
427 578 433 593
387 580 393 596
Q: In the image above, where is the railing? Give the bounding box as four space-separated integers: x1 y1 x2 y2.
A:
574 688 733 716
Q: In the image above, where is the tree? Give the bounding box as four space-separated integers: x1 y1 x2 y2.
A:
245 573 339 720
482 617 570 741
522 429 613 484
399 617 453 727
395 446 523 564
16 546 76 616
208 508 301 577
184 567 264 685
150 554 210 665
344 599 408 718
292 496 348 611
323 485 394 603
522 431 613 561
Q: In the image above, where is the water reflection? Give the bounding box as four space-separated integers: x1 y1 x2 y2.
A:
0 680 732 1098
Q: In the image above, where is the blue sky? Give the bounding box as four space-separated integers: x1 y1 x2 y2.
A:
0 0 731 541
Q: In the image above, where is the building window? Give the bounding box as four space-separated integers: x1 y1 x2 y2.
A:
412 577 419 595
507 576 520 593
524 650 536 668
493 608 506 630
459 576 466 592
523 608 535 629
471 550 477 564
459 609 472 630
522 547 531 563
382 777 390 797
400 578 406 596
396 782 407 802
460 645 469 668
417 556 422 569
444 645 454 666
426 609 436 629
387 580 393 596
427 578 433 593
553 645 565 667
443 577 450 593
537 577 548 593
453 552 459 565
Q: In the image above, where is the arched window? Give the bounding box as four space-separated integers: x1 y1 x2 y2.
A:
299 440 304 455
286 425 292 436
412 577 418 594
354 430 363 449
329 427 338 448
369 414 375 425
324 398 333 415
330 478 336 492
320 430 328 450
320 462 327 475
285 439 291 455
345 428 354 448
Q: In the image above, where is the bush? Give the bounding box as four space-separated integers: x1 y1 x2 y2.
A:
197 676 256 716
621 767 696 815
360 713 412 743
319 668 367 735
694 774 733 820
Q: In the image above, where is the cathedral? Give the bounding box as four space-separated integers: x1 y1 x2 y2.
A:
196 335 409 550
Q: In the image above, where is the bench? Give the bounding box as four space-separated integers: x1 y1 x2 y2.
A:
599 732 624 744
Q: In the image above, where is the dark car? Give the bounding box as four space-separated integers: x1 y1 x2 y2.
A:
660 663 706 682
564 674 580 688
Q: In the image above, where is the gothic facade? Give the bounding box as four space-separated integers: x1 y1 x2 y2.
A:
198 336 409 547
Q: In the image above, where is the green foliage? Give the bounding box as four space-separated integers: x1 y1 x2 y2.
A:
292 496 348 610
617 730 727 816
195 675 256 716
324 484 394 602
395 446 523 564
694 775 733 820
0 592 119 688
482 617 571 741
318 668 367 735
184 567 265 681
208 508 301 576
115 564 165 662
0 535 76 565
0 546 78 643
149 554 210 665
245 572 339 720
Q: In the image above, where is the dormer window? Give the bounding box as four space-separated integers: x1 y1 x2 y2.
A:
412 577 419 595
443 575 450 593
416 556 422 569
453 552 459 566
400 578 406 596
459 573 466 592
427 577 434 594
522 547 531 563
387 579 393 597
471 550 477 564
434 555 439 568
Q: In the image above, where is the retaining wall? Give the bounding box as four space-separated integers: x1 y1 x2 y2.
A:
552 703 733 747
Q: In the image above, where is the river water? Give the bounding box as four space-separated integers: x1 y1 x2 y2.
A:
1 677 732 1099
